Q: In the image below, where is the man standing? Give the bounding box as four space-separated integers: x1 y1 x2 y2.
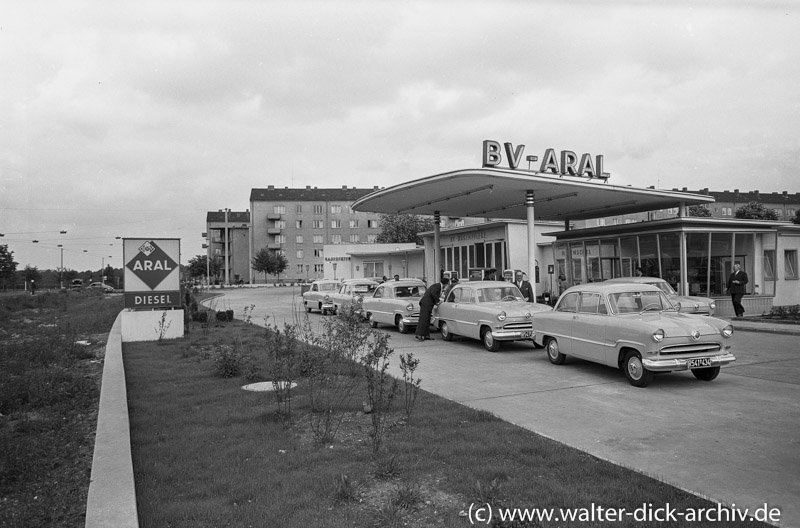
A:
726 263 748 317
416 277 448 341
515 271 534 302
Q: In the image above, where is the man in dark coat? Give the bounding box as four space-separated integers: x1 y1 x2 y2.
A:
726 263 749 317
514 271 534 302
416 277 448 341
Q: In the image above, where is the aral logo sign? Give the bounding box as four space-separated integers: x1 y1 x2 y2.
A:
126 240 177 289
123 238 180 309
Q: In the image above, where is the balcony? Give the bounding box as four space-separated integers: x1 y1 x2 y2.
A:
267 243 282 250
266 213 282 220
267 228 282 235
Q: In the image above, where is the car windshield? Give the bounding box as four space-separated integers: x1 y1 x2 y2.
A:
394 285 426 297
647 281 678 295
353 284 377 294
477 285 524 303
319 283 338 292
608 290 676 314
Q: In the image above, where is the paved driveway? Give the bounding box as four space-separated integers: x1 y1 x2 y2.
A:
207 286 799 526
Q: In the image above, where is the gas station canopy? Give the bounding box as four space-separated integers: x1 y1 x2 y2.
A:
351 168 714 221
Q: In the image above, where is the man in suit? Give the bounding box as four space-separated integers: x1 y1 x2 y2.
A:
514 271 534 302
726 263 749 317
416 277 448 341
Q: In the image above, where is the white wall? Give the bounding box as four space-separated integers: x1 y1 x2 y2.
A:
120 309 184 342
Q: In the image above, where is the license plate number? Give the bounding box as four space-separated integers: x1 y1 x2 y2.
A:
688 357 713 368
520 331 533 338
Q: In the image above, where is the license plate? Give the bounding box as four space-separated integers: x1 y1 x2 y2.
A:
687 357 713 368
520 331 533 338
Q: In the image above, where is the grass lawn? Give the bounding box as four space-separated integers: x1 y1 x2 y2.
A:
0 290 124 527
126 313 771 528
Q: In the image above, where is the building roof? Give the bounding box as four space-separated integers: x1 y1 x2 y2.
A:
206 211 250 223
352 168 714 222
675 188 800 204
250 186 382 202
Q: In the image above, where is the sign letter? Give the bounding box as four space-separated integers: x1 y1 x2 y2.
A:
540 148 560 175
482 140 502 167
504 143 526 170
560 151 578 176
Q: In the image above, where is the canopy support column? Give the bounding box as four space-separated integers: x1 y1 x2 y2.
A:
526 190 537 300
433 211 441 281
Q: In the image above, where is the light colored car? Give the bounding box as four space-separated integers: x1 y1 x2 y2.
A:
533 283 735 387
433 280 552 352
87 282 114 293
603 276 716 315
327 279 380 316
302 279 341 314
362 279 428 334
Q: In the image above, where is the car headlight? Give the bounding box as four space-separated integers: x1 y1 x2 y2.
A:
710 302 716 311
323 295 330 301
497 311 507 321
406 303 414 312
722 325 733 338
652 329 665 342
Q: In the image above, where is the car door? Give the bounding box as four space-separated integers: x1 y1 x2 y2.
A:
370 285 390 324
436 286 462 334
569 292 608 361
551 292 579 355
451 287 479 338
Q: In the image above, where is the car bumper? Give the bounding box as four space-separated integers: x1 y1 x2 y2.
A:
321 302 335 310
643 353 736 372
490 329 535 341
400 315 420 325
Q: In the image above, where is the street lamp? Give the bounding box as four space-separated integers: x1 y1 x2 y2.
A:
58 245 64 289
333 262 337 280
305 264 309 283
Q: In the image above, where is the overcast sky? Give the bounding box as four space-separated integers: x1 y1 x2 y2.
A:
1 1 798 273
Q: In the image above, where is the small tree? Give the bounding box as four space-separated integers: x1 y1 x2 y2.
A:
0 244 18 289
688 205 712 217
251 248 288 282
735 201 778 220
792 209 800 225
23 265 41 284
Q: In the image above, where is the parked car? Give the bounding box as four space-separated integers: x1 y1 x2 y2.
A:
71 278 84 291
362 279 428 333
603 276 716 315
87 282 114 293
532 283 735 387
302 279 341 314
433 280 552 352
327 279 380 316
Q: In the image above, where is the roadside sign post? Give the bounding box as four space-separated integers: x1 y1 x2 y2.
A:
120 238 184 342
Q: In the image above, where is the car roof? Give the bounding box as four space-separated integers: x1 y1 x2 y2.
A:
383 279 425 286
603 277 667 284
340 278 379 284
562 282 663 295
455 280 519 289
311 279 339 284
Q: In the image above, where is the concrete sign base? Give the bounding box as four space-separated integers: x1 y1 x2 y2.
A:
121 309 184 343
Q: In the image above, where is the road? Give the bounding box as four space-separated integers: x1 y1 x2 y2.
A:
206 286 800 527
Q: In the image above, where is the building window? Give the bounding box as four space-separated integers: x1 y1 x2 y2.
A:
296 264 304 274
368 219 379 228
273 205 286 214
786 250 798 279
314 249 323 257
295 220 303 229
296 250 304 259
275 220 286 229
314 264 324 273
331 205 342 214
331 220 341 228
349 219 359 228
275 235 286 244
312 220 324 229
367 234 378 243
296 235 303 244
313 234 324 243
331 235 342 244
314 204 324 214
295 204 303 213
364 261 384 278
764 250 775 280
349 234 360 243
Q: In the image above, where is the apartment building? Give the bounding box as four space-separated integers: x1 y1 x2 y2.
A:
249 186 384 283
205 210 251 284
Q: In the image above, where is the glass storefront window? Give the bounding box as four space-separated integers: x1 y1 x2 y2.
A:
638 235 659 278
710 233 732 296
620 237 638 276
687 233 710 296
569 242 585 285
600 239 621 279
586 241 601 282
734 233 754 295
659 233 681 291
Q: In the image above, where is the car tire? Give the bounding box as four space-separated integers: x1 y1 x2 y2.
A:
691 366 720 381
546 337 566 365
481 327 501 352
623 350 654 388
396 315 411 334
440 321 453 341
368 314 378 328
317 302 323 313
305 303 312 313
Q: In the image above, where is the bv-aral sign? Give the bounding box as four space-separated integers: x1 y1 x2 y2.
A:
123 238 181 309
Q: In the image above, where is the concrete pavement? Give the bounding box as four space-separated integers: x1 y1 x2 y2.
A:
208 286 800 527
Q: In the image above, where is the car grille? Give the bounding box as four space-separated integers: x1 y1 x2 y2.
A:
503 322 533 331
659 343 721 355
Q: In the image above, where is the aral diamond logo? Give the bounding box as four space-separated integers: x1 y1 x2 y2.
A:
126 241 177 290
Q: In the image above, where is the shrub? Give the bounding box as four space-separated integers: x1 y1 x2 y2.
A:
330 474 361 504
212 345 242 378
